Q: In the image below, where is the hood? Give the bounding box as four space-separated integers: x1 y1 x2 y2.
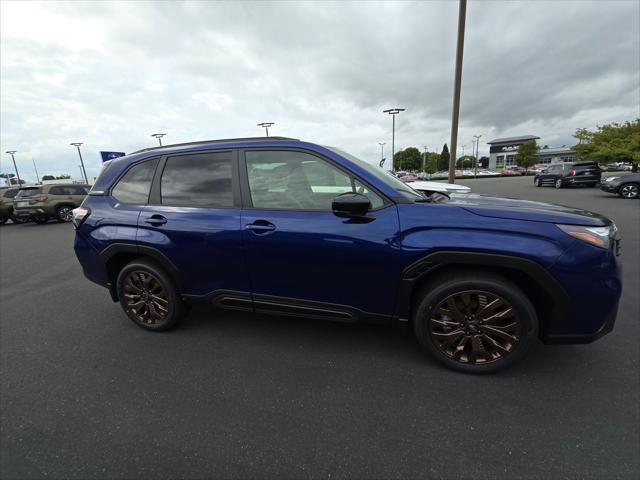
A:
408 181 471 192
447 193 609 226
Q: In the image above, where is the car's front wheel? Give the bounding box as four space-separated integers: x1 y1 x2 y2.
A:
619 183 639 199
116 259 186 331
555 179 563 189
56 206 74 222
0 217 7 225
413 272 538 373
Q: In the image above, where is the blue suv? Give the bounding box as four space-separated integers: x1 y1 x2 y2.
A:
73 137 622 373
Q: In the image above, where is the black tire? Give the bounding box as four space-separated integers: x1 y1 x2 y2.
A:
32 215 49 224
618 183 639 199
554 178 563 189
0 218 7 225
534 178 542 187
413 271 538 374
116 259 186 331
56 205 74 222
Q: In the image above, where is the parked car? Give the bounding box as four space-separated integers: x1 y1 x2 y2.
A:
399 174 418 182
502 166 526 176
600 173 640 199
73 137 621 374
534 162 601 188
406 180 471 196
0 187 29 224
13 183 90 223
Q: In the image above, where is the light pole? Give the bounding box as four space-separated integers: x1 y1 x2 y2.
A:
5 151 21 186
70 143 89 184
473 134 482 178
32 158 40 184
378 142 386 168
448 0 467 184
383 108 405 172
423 145 428 173
257 122 275 137
151 133 166 146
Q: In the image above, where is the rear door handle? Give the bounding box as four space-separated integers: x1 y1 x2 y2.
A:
144 215 167 226
245 220 276 234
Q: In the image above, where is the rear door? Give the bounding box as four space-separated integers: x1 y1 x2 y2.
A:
138 149 250 301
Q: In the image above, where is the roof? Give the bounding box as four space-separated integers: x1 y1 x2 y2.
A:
131 136 300 155
487 135 540 144
534 147 576 155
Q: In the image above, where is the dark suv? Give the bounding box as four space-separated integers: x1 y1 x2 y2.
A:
534 161 601 188
73 137 622 373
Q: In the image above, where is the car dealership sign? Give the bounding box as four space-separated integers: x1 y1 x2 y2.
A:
489 144 521 154
100 151 126 162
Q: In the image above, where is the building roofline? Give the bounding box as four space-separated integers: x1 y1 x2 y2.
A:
487 135 540 144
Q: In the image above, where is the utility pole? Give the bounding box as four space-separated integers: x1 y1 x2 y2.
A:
423 145 428 173
5 151 21 186
448 0 467 184
32 158 40 184
151 133 166 146
70 143 89 184
378 142 386 168
257 122 275 137
473 134 482 178
383 108 405 172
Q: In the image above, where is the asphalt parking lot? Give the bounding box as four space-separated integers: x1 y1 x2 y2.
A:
1 175 638 479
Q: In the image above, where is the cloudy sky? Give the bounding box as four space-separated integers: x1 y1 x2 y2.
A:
1 0 638 182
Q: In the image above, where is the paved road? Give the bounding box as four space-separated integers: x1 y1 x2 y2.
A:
1 176 638 479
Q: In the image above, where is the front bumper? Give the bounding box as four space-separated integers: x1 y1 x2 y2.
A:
600 183 619 193
542 303 618 344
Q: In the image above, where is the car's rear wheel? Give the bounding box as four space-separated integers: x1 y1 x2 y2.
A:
0 218 7 225
619 183 639 199
555 179 563 189
56 206 74 222
534 178 542 187
116 259 186 331
413 272 538 373
32 215 49 224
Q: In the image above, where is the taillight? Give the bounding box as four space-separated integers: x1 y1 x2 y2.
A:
72 207 91 228
32 194 48 201
567 169 575 176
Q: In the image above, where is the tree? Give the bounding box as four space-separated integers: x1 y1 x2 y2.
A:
424 152 439 174
572 119 640 171
393 147 422 171
438 144 450 171
515 139 540 172
42 175 55 181
456 155 475 169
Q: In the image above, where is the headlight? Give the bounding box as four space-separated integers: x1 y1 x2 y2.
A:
556 223 615 249
605 177 619 183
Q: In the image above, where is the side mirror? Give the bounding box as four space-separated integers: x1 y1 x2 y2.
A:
332 192 371 218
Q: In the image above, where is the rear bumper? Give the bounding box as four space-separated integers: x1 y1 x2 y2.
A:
13 207 48 218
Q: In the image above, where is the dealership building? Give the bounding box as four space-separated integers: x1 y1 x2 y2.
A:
487 135 577 169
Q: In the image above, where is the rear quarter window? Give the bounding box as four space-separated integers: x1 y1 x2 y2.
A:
111 158 159 204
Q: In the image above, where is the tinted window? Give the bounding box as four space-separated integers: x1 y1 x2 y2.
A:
16 188 42 198
246 150 384 210
112 158 159 204
3 189 17 198
160 152 233 208
48 186 63 195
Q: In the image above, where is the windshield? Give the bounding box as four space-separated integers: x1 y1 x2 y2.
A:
16 187 42 198
325 146 422 200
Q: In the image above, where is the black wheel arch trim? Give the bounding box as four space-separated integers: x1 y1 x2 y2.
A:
98 242 183 301
397 250 570 339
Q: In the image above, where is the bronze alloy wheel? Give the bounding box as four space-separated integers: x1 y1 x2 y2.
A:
123 271 169 325
429 290 521 365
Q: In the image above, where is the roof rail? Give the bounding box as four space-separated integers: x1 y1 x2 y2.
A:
131 136 300 155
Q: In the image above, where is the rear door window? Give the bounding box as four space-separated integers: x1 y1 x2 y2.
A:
16 188 42 198
160 151 234 208
112 158 159 204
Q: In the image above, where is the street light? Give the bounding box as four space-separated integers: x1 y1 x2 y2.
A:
378 142 386 168
257 122 275 137
151 133 166 146
5 151 21 186
423 145 428 173
473 134 482 178
383 108 405 172
32 158 40 184
70 143 89 184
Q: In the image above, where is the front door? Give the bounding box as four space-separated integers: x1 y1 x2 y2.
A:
138 149 250 300
240 149 401 321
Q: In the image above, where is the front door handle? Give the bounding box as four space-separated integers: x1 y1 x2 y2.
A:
144 215 167 226
245 220 276 235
